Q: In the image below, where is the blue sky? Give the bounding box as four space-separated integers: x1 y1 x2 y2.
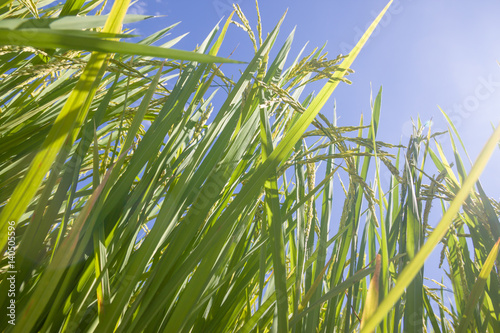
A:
125 0 500 197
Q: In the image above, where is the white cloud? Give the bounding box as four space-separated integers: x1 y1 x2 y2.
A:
129 1 147 15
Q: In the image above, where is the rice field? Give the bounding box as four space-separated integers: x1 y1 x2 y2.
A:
0 0 499 332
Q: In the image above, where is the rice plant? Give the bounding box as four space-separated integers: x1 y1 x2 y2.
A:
0 0 499 332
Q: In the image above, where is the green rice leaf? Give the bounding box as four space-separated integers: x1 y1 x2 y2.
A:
360 124 500 333
457 238 500 333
